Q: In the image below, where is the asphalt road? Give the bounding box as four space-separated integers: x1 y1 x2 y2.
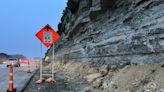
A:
0 64 37 92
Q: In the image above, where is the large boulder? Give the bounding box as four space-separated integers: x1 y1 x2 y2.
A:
88 68 99 74
84 73 103 83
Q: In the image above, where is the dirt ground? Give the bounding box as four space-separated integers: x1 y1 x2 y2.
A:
23 70 100 92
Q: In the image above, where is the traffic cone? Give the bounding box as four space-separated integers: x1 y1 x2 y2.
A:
7 64 16 92
45 77 56 83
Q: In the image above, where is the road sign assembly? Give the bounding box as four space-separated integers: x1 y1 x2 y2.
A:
35 24 60 84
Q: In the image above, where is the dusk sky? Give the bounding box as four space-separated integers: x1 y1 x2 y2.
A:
0 0 67 58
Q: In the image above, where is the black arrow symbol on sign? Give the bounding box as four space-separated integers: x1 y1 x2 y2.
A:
45 26 51 31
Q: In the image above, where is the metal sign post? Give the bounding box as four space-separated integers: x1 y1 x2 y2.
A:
35 42 44 84
35 24 60 84
52 43 55 80
40 42 43 80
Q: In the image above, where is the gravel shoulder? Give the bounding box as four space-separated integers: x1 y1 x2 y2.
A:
23 70 101 92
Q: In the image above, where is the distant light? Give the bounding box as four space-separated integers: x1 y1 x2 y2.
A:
2 61 7 64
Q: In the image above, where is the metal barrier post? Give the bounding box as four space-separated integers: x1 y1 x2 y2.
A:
52 43 54 80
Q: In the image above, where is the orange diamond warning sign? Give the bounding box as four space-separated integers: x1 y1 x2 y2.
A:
35 24 60 48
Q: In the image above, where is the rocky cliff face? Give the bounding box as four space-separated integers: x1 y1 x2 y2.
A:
43 1 164 91
47 0 164 66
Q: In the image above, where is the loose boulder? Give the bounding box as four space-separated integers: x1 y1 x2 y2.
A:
84 73 103 83
88 68 99 74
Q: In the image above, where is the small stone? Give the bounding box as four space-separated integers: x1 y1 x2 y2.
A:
61 59 66 65
159 88 164 92
37 87 41 90
84 86 93 92
161 64 164 68
112 84 118 89
92 78 102 88
99 65 109 76
102 81 108 89
111 65 118 72
144 82 157 91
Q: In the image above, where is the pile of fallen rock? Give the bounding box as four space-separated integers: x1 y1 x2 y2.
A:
52 60 164 92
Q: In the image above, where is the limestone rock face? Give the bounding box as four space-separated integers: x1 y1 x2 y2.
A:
47 0 164 67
